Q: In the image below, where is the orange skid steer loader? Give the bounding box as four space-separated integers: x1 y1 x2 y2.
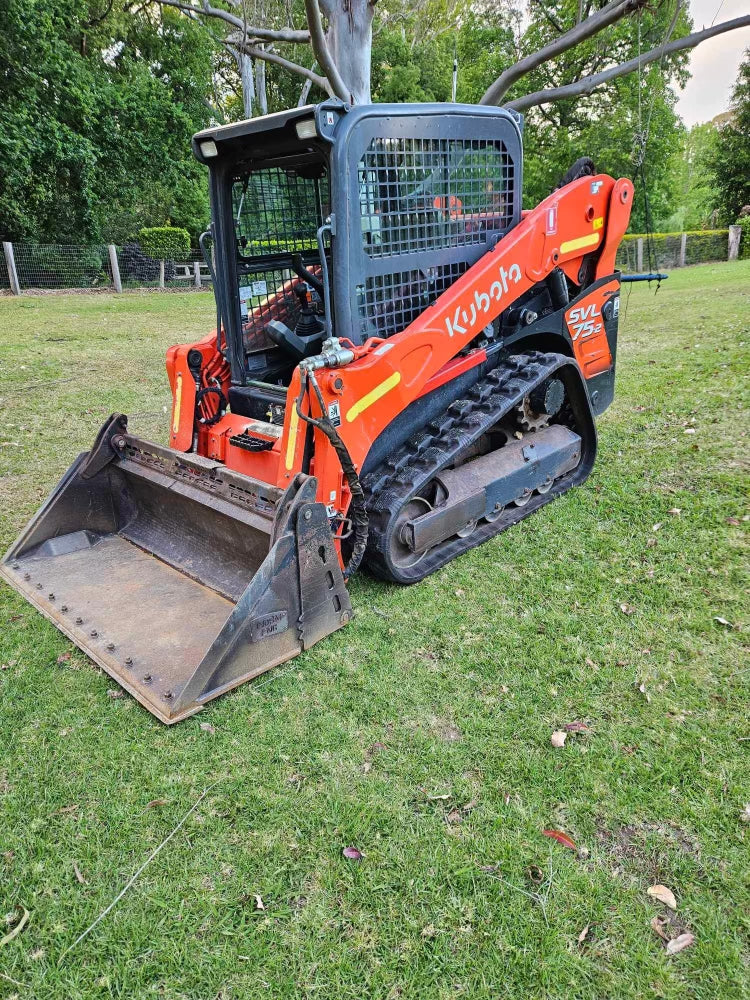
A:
1 102 633 722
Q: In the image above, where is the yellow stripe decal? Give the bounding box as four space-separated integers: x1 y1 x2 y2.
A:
172 372 182 435
285 403 300 470
560 232 600 254
346 372 401 423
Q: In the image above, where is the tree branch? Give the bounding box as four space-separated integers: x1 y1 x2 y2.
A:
150 0 310 43
236 40 332 95
480 0 642 106
505 15 750 112
304 0 350 102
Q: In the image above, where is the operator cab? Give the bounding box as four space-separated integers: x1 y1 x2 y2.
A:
193 101 523 420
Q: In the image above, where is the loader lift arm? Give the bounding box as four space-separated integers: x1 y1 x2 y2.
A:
280 172 634 484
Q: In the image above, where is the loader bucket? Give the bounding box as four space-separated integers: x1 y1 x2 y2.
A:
0 414 352 723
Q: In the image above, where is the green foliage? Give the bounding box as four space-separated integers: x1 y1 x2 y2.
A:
0 0 213 244
662 123 721 231
138 226 191 260
706 51 750 224
734 215 750 259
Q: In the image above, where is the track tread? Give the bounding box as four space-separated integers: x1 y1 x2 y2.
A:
362 351 595 583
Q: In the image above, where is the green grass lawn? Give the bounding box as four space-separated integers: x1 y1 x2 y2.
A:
1 266 748 999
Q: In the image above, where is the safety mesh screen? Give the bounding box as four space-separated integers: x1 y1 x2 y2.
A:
357 262 470 339
232 166 329 353
358 138 514 259
233 167 329 256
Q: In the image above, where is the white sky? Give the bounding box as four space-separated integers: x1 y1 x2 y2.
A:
675 0 750 126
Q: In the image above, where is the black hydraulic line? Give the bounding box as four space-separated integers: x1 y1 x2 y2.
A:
620 273 669 283
294 370 369 580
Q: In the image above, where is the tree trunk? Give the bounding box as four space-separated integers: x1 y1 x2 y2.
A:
321 0 374 104
234 48 255 120
255 53 268 115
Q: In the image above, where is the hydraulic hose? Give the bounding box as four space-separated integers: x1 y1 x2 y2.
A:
295 369 369 580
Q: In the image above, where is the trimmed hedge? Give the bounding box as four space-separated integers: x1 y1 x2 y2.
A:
138 226 191 260
734 217 750 260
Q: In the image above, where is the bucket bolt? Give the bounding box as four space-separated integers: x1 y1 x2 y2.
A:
124 657 133 666
61 605 68 612
76 617 83 625
142 674 152 683
90 630 98 638
49 593 55 601
36 583 43 590
24 573 30 581
164 690 173 700
106 642 115 651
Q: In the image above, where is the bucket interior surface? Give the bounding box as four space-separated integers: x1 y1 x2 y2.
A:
5 533 235 721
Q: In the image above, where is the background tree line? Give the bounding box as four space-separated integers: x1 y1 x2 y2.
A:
0 0 747 247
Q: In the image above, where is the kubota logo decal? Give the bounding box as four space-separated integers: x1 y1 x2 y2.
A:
444 263 522 337
568 302 603 341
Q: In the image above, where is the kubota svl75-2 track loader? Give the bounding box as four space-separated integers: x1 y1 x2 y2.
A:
1 102 633 722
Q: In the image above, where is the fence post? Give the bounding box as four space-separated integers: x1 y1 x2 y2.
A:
3 241 21 295
728 225 741 261
636 237 644 272
108 244 122 293
679 233 687 268
193 259 202 288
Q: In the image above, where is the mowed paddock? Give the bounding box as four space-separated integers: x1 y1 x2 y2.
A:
0 261 747 999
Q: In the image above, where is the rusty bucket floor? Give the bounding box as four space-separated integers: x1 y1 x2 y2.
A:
3 534 234 722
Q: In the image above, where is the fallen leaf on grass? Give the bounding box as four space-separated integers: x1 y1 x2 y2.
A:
146 798 168 809
713 616 733 628
647 884 677 910
106 689 123 699
254 894 265 911
564 720 590 733
726 517 741 526
740 804 750 824
651 915 670 941
0 907 29 947
199 722 215 734
446 808 463 825
652 522 663 532
550 730 567 748
637 682 651 703
54 804 79 815
342 846 363 860
72 861 87 885
647 537 657 548
620 603 636 616
667 508 682 516
421 923 436 938
462 798 479 813
666 932 694 955
542 829 576 850
57 652 71 664
577 924 591 944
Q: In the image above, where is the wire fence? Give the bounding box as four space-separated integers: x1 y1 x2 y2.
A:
616 230 730 272
0 243 212 292
0 230 736 293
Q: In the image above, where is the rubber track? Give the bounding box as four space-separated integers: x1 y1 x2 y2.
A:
362 351 596 583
